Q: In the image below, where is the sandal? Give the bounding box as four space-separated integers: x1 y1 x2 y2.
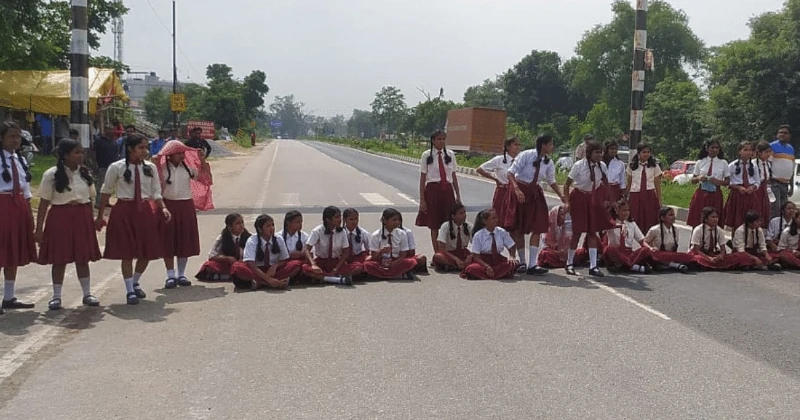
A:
82 295 100 307
133 284 147 298
48 298 63 311
177 276 192 287
126 292 139 305
565 265 577 276
516 264 528 274
165 278 178 289
589 267 605 278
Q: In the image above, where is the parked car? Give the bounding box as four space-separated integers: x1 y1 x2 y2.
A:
556 152 573 172
666 160 696 181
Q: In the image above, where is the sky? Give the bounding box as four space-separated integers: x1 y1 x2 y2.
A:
98 0 786 117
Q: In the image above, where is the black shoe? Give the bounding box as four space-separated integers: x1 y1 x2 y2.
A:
769 263 782 271
339 276 354 286
676 264 689 273
403 271 415 280
565 265 577 276
2 298 35 309
48 298 63 311
516 264 528 274
126 292 139 305
177 276 192 287
164 278 177 289
526 265 549 275
133 285 146 299
589 267 605 278
82 295 100 307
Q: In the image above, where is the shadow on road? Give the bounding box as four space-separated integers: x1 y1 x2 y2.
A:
153 285 229 304
105 298 176 323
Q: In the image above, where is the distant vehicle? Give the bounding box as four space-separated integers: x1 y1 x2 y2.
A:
445 107 507 154
556 152 573 172
666 160 696 181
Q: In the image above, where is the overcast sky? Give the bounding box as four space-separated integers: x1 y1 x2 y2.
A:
98 0 785 117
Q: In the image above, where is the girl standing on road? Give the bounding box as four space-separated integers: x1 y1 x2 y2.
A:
766 201 796 253
776 210 800 269
644 207 693 272
302 206 359 285
461 209 518 280
625 143 662 233
686 139 729 227
195 213 251 282
96 134 171 305
537 205 588 269
731 210 781 271
432 203 473 272
506 134 568 275
754 141 774 228
603 140 627 204
416 130 461 252
231 214 300 290
277 210 309 269
364 208 418 280
602 199 656 274
477 137 521 235
35 139 101 310
689 207 751 270
0 122 37 313
723 141 760 230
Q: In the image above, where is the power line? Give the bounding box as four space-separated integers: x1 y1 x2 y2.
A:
142 0 204 82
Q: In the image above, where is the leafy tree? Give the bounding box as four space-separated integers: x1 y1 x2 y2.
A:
347 109 380 139
463 78 505 108
501 50 569 129
371 86 407 134
89 55 130 75
409 98 459 136
570 101 623 147
269 95 307 138
142 87 172 128
643 73 707 161
242 70 270 118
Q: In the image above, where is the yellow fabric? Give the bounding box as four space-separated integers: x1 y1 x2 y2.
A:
0 68 128 116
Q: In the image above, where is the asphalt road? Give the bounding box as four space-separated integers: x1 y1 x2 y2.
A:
0 139 798 419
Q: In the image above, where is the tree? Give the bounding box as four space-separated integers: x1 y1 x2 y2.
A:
269 95 307 138
242 70 270 118
142 88 172 128
501 50 569 128
89 55 130 75
371 86 407 134
463 78 505 108
643 73 707 161
409 99 459 136
570 101 623 147
347 109 379 139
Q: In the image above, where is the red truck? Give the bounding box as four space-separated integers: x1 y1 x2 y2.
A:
445 108 507 154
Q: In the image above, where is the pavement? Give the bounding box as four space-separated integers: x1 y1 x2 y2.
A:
1 139 799 419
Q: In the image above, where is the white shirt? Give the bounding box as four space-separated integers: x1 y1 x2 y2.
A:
470 227 515 254
243 235 290 266
754 159 771 186
207 233 242 259
419 148 458 184
606 220 644 249
479 155 514 185
345 227 371 256
276 230 309 253
777 228 799 251
100 159 163 200
307 224 350 259
692 157 730 181
369 228 410 258
160 163 196 200
644 224 680 252
405 228 418 251
626 165 662 192
690 225 726 253
508 149 556 185
732 225 767 253
39 166 96 205
606 158 627 188
568 159 608 192
767 216 792 241
728 160 761 186
437 221 472 252
0 151 32 199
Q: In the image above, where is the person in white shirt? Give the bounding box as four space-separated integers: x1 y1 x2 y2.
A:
644 207 694 272
302 206 358 285
461 209 518 280
625 143 662 233
689 207 753 270
603 200 656 274
231 214 301 290
343 207 372 266
477 137 521 233
731 210 781 270
687 139 730 227
415 130 461 252
34 139 102 310
195 213 251 282
95 134 172 305
364 208 418 280
431 203 473 272
277 210 310 266
603 140 627 204
776 211 800 268
753 141 774 228
723 141 761 230
766 201 796 253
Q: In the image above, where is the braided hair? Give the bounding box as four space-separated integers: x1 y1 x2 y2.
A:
425 130 452 165
603 140 619 166
532 134 553 171
220 213 251 258
342 208 362 243
629 142 657 171
322 206 343 235
53 139 93 193
472 209 493 238
657 206 678 252
502 137 518 164
282 210 304 252
700 207 719 253
254 214 281 262
165 160 195 185
122 133 154 184
0 122 32 184
789 211 800 237
447 202 470 240
733 141 755 177
585 140 608 185
696 138 726 160
380 207 402 239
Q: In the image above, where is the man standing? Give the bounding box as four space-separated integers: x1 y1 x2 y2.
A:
116 124 136 157
150 129 168 156
574 133 594 161
184 126 212 158
770 125 795 218
93 126 120 208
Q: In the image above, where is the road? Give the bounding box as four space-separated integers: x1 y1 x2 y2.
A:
0 139 798 419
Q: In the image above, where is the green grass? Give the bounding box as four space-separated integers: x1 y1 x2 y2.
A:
30 155 57 188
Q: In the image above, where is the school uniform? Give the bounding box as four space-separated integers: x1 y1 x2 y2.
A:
731 225 771 267
767 216 792 245
277 229 310 260
344 226 371 264
363 228 417 278
404 227 427 271
686 157 729 227
302 225 360 276
723 160 761 229
754 159 772 227
432 221 472 269
415 148 457 230
644 223 696 266
606 158 627 203
461 227 517 280
689 224 753 270
101 159 164 260
603 220 654 269
507 149 553 234
230 235 303 287
159 163 200 259
0 151 36 267
567 159 614 234
537 206 588 268
37 166 101 265
777 228 800 268
195 232 244 280
480 155 515 229
626 164 662 233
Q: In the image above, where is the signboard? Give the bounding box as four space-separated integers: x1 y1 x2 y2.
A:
269 120 283 128
170 93 186 112
186 120 215 140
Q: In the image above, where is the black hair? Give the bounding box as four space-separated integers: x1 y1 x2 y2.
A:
122 134 154 184
282 210 304 251
425 130 452 165
380 207 402 239
697 138 726 161
744 210 761 227
733 141 755 177
778 124 792 135
219 213 251 258
472 209 494 238
447 202 470 241
532 134 552 170
701 206 719 253
629 142 657 171
603 140 619 166
125 124 136 131
790 211 800 237
609 199 633 222
53 139 93 193
69 129 79 137
657 206 678 252
777 201 796 236
165 159 195 185
0 121 32 184
754 140 773 180
584 140 608 185
254 214 280 262
502 137 519 164
342 207 362 243
322 206 343 235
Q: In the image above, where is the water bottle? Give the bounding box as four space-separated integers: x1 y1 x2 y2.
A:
766 185 777 203
381 248 392 268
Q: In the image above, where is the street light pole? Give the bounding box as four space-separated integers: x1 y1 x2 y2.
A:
70 0 90 148
172 0 178 132
629 0 648 150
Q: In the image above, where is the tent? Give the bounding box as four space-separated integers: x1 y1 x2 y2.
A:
0 68 128 116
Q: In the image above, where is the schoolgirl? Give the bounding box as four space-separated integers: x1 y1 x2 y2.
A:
155 140 208 289
689 207 752 270
432 203 473 272
776 211 800 269
415 130 461 251
625 143 662 233
506 134 567 275
230 214 301 290
723 141 760 230
643 207 694 272
96 134 171 305
195 213 251 282
563 140 614 277
364 208 418 280
603 140 627 203
343 208 371 265
477 136 521 231
753 141 774 227
0 122 36 312
686 139 729 227
302 206 359 285
766 201 796 253
35 139 102 310
461 209 518 280
537 205 588 269
731 210 781 270
398 213 427 273
602 199 655 274
277 210 310 264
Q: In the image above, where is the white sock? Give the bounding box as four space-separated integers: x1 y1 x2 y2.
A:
3 280 15 301
567 249 576 266
667 262 682 269
589 248 598 268
632 264 642 273
133 272 143 287
323 276 343 284
518 248 527 265
166 269 176 279
529 246 540 267
52 284 63 299
177 257 188 277
219 274 230 281
123 278 135 294
79 277 91 296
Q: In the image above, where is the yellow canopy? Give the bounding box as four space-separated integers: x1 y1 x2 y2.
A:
0 68 128 116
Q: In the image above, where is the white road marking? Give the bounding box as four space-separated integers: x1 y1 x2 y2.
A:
360 193 393 206
338 193 349 206
584 278 672 320
397 193 419 205
279 193 301 207
247 142 280 222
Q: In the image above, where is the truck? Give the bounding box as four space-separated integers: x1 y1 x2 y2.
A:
444 107 507 154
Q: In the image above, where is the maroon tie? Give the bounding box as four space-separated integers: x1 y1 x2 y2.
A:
742 162 750 187
327 232 334 259
490 232 498 255
10 155 20 195
456 228 462 250
438 151 448 191
707 159 713 176
640 166 647 192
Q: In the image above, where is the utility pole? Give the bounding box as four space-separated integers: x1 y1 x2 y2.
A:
70 0 90 148
172 0 179 132
629 0 648 150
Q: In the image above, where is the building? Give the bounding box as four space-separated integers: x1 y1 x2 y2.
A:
123 72 176 107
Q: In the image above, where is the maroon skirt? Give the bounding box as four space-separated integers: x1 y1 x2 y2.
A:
415 182 456 230
603 246 654 269
491 185 513 230
364 256 417 279
629 189 660 233
231 259 304 281
688 249 756 270
160 199 200 258
433 248 471 269
301 257 361 276
686 189 723 227
38 203 101 265
506 181 548 235
195 259 235 280
0 194 36 267
778 250 800 269
755 183 771 227
723 188 759 229
607 184 623 204
651 250 697 266
538 248 588 268
569 188 614 234
461 253 517 280
103 200 163 260
347 252 369 265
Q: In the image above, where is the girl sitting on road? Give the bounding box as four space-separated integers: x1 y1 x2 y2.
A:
776 210 800 269
766 201 796 253
432 203 473 272
277 210 310 268
302 206 359 285
731 210 781 271
364 208 418 280
689 207 752 271
343 207 371 266
644 207 693 273
231 214 301 290
195 213 251 282
461 209 518 280
537 205 588 269
602 199 656 274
